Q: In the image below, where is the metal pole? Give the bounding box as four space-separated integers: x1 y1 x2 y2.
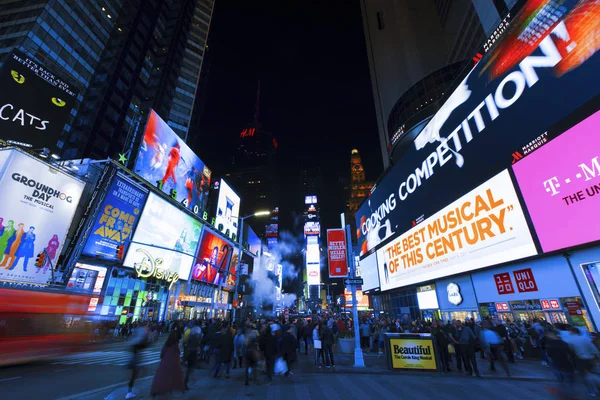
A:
233 216 245 326
347 223 365 368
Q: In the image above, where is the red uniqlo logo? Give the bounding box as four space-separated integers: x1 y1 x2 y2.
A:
550 300 560 309
541 300 550 309
513 268 538 293
494 272 514 295
495 302 509 311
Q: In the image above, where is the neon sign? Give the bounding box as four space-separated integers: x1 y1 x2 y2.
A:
133 248 179 289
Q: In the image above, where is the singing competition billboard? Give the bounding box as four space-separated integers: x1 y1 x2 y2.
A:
123 193 203 281
376 170 536 291
356 0 600 256
82 176 147 259
0 149 85 285
191 230 235 288
0 50 78 152
133 110 211 215
513 109 600 253
214 179 240 241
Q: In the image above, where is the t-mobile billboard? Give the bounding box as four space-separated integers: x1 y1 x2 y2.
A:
356 0 600 256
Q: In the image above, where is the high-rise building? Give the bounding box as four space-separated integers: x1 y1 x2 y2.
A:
346 149 373 234
228 84 279 237
0 0 214 161
360 0 518 168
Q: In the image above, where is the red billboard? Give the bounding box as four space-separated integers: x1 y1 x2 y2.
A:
327 229 348 278
191 230 235 289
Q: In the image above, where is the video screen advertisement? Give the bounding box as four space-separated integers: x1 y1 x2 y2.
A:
0 49 78 152
356 0 600 258
133 110 212 215
66 263 107 294
245 225 261 256
191 230 235 289
306 235 321 286
123 193 203 283
376 170 536 291
214 179 240 241
513 108 600 253
82 175 148 260
0 149 85 285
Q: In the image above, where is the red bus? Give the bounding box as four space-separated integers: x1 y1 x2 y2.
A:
0 287 97 366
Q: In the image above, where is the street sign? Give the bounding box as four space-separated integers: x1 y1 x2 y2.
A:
344 278 363 286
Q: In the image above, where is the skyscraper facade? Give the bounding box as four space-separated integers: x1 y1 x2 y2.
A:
0 0 214 161
346 149 373 234
360 0 518 168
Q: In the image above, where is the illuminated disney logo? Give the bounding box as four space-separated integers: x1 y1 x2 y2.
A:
134 248 179 289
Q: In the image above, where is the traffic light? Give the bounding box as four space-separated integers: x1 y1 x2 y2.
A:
116 244 125 259
35 252 46 267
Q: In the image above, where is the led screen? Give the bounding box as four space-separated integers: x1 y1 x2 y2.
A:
133 110 211 215
83 175 147 259
123 193 203 280
214 179 240 241
376 170 536 291
417 285 439 310
191 230 235 289
356 0 600 257
0 150 85 285
513 109 600 252
359 252 380 292
66 263 107 294
306 235 321 286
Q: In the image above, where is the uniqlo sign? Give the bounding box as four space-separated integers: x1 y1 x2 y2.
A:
513 268 538 293
494 272 514 295
327 229 348 278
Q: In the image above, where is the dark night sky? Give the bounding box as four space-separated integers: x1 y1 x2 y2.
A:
196 0 383 284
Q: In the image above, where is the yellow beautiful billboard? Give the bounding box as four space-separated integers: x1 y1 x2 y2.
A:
389 337 438 370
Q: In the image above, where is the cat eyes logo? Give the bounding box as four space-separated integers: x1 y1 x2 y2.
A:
51 97 66 107
10 70 25 84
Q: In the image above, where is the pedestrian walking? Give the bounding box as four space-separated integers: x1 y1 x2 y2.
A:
244 324 261 386
126 322 150 399
567 327 600 396
457 321 481 377
260 324 278 384
321 322 335 368
214 324 234 379
543 327 576 391
481 321 510 377
150 331 185 398
312 322 324 368
281 326 298 376
233 327 246 369
183 323 201 389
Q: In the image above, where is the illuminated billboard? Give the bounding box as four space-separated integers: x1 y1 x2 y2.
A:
66 263 107 294
304 195 317 204
266 223 278 238
0 149 85 285
123 193 203 281
133 110 211 215
214 179 240 241
0 49 78 152
376 170 536 291
306 235 321 286
304 221 320 237
356 0 600 257
191 230 235 289
83 175 147 260
245 225 261 256
344 289 370 310
513 109 600 253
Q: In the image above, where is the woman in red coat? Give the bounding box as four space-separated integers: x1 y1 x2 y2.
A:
151 331 185 397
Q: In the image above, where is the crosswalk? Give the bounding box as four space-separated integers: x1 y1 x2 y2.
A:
50 350 162 366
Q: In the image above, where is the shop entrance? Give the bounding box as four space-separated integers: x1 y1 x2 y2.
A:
442 311 480 323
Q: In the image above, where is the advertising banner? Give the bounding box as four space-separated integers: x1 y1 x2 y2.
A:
356 1 600 256
344 289 369 309
82 176 147 259
306 235 321 286
327 229 348 278
376 170 536 291
191 230 235 288
66 263 107 294
123 193 203 282
388 336 438 370
133 110 211 215
246 225 261 257
0 149 85 285
304 221 320 237
513 109 600 252
214 179 240 241
359 252 380 292
0 50 78 152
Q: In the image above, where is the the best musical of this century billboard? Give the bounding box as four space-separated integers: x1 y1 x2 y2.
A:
0 49 78 152
356 0 600 258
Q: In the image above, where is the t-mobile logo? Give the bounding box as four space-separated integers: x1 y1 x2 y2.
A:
543 177 561 196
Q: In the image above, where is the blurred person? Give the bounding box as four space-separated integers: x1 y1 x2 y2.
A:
481 321 510 377
458 321 481 377
360 319 371 352
312 322 324 368
433 321 451 372
303 320 313 355
321 321 335 368
214 324 234 379
233 327 246 369
448 321 462 372
543 327 575 390
244 324 260 386
281 326 298 376
126 322 150 399
568 327 600 396
183 323 201 390
260 324 278 385
150 331 185 397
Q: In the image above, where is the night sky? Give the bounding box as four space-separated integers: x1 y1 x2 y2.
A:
196 0 383 291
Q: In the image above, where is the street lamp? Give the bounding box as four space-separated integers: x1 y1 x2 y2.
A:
232 210 271 324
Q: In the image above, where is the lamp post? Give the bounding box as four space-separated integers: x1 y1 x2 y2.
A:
232 210 271 325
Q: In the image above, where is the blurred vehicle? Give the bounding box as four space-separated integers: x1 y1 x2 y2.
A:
0 287 96 366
